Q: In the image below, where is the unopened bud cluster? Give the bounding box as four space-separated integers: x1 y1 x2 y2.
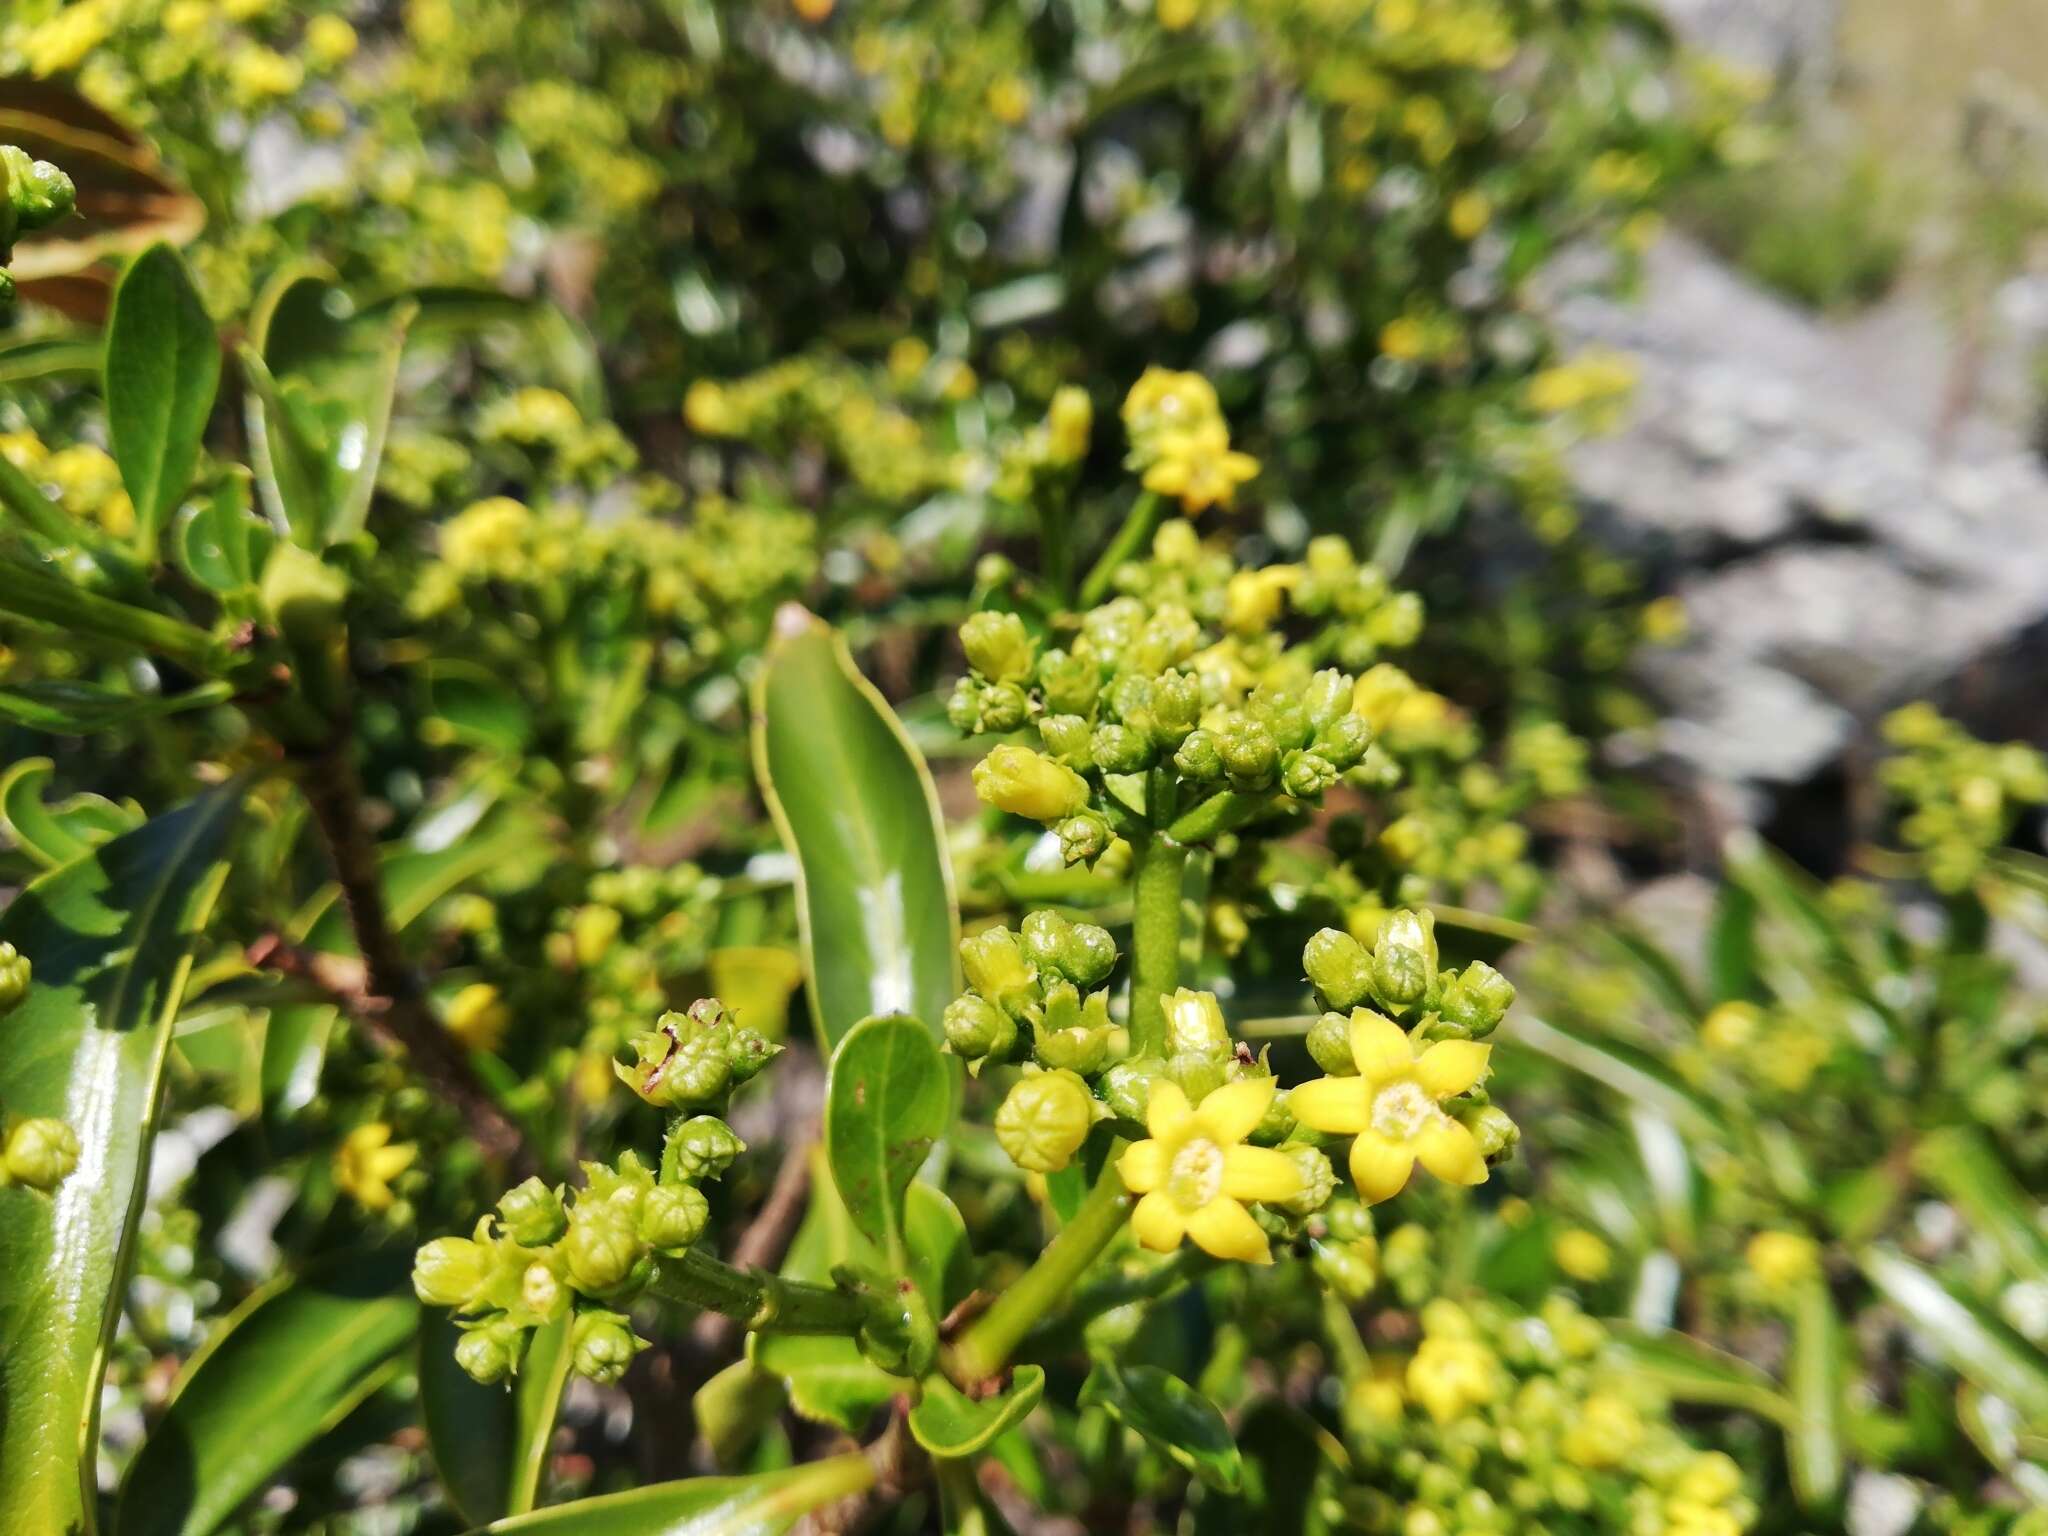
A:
1 145 76 317
1879 703 2048 895
613 997 780 1111
0 947 68 1194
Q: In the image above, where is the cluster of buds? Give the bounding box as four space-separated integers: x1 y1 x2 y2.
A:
993 386 1094 502
0 947 69 1193
1333 1295 1755 1536
1 145 76 318
1879 703 2048 894
413 1113 744 1386
613 998 780 1111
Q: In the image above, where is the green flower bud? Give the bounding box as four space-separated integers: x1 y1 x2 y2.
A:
413 1234 494 1308
1039 713 1094 768
1021 910 1117 990
455 1320 527 1385
961 927 1037 1017
1161 987 1231 1058
1438 963 1515 1036
1216 717 1279 789
1020 909 1073 977
2 1117 77 1191
946 678 981 734
563 1202 647 1298
641 1182 711 1254
1371 910 1436 1009
1 146 76 236
521 1257 570 1322
726 1028 780 1085
1037 649 1101 715
571 1309 647 1385
1252 693 1311 753
1150 671 1202 746
948 678 1029 735
1312 712 1372 770
1276 1144 1336 1216
994 1069 1095 1173
1166 1051 1229 1105
1058 811 1113 865
1100 1055 1166 1121
1304 928 1373 1011
1313 1238 1379 1302
1303 669 1352 729
1033 1018 1111 1076
961 610 1036 683
0 941 29 1015
1282 749 1339 800
497 1177 568 1247
1174 728 1225 782
662 1115 745 1183
1461 1104 1520 1161
974 744 1090 823
1306 1011 1359 1076
943 993 1017 1064
1091 722 1153 773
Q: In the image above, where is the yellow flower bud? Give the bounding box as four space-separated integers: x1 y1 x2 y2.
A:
1745 1230 1819 1292
445 983 510 1052
1552 1227 1612 1282
973 745 1089 823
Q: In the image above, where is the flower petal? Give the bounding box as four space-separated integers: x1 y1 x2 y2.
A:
1186 1198 1272 1264
1415 1117 1488 1187
1145 1080 1192 1141
1349 1009 1414 1081
1131 1190 1188 1252
1118 1138 1168 1194
1221 1144 1303 1204
1349 1132 1416 1204
1288 1076 1371 1135
1416 1040 1491 1100
1196 1077 1275 1145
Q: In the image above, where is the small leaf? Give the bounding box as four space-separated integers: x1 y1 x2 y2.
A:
0 755 143 866
422 661 535 755
909 1366 1045 1459
114 1258 419 1536
421 1310 572 1525
177 472 272 596
1914 1128 2048 1287
1604 1326 1794 1425
753 608 958 1049
1193 1399 1334 1535
0 678 230 735
1705 881 1761 1005
0 788 240 1536
464 1454 876 1535
825 1014 953 1266
105 243 220 552
1787 1279 1846 1510
1079 1362 1242 1492
1863 1247 2048 1427
1507 1013 1726 1141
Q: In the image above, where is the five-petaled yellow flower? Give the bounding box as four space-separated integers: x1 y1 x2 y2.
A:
335 1123 418 1212
1118 1078 1301 1264
1289 1010 1491 1203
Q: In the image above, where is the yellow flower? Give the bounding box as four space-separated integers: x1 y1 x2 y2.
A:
986 76 1032 125
1122 367 1220 450
445 983 510 1052
1289 1011 1491 1203
570 904 623 968
304 14 358 66
335 1123 418 1212
1562 1391 1642 1467
1141 420 1259 513
972 744 1089 823
1745 1230 1819 1291
1156 0 1200 28
683 379 736 435
441 496 531 576
1553 1227 1613 1281
1700 1000 1760 1051
1118 1079 1301 1264
1406 1334 1498 1424
1223 565 1300 636
1448 189 1491 240
230 45 306 101
1045 385 1093 465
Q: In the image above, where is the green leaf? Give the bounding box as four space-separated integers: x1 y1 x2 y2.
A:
0 332 99 385
1193 1399 1332 1536
1787 1279 1846 1509
1914 1128 2048 1287
1507 1013 1727 1142
423 660 535 755
0 788 240 1536
114 1258 419 1536
0 678 231 734
752 608 958 1049
1599 920 1702 1022
0 755 143 867
105 242 220 552
909 1366 1045 1458
462 1455 876 1535
1705 881 1760 1005
1078 1362 1242 1492
1604 1326 1794 1425
824 1014 952 1266
1863 1247 2048 1426
421 1309 572 1525
176 471 273 596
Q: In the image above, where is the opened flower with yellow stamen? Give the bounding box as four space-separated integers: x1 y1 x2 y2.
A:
1289 1010 1491 1203
1117 1078 1301 1264
1141 420 1259 514
335 1123 418 1212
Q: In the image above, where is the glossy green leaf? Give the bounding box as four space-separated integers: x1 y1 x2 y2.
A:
752 608 958 1049
421 1309 572 1525
1863 1247 2048 1426
1507 1013 1726 1141
0 756 143 867
1079 1362 1242 1492
0 788 240 1536
1193 1399 1332 1536
1605 1326 1794 1425
824 1014 952 1265
176 472 273 596
105 242 220 551
909 1366 1045 1458
114 1258 419 1536
1787 1279 1845 1509
0 678 231 735
1914 1128 2048 1286
464 1454 875 1535
423 661 535 755
0 333 99 385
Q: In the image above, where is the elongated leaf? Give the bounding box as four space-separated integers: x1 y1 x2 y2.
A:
1600 921 1702 1022
114 1257 419 1536
1915 1128 2048 1286
910 1367 1045 1458
1864 1247 2048 1426
0 678 231 734
0 755 143 866
825 1014 951 1264
1787 1280 1845 1509
0 333 99 384
0 788 240 1536
1705 882 1760 1005
752 608 958 1049
1080 1362 1241 1492
422 1310 572 1525
105 243 220 551
469 1454 876 1535
1605 1326 1794 1425
1507 1013 1726 1141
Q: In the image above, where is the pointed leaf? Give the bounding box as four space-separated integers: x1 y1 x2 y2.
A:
824 1014 952 1265
1864 1247 2048 1426
1787 1279 1846 1509
105 243 220 551
1079 1362 1241 1492
0 678 231 735
1605 1326 1794 1425
909 1366 1045 1458
752 607 958 1049
114 1257 419 1536
1507 1013 1727 1141
1914 1128 2048 1286
466 1454 876 1535
0 788 240 1536
421 1309 572 1525
176 471 272 596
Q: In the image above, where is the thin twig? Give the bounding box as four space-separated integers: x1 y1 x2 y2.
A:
690 1129 817 1356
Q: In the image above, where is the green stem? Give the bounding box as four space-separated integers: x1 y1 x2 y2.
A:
945 1161 1133 1385
1128 829 1188 1057
1039 485 1075 605
649 1246 868 1335
1077 491 1163 607
1016 1247 1216 1357
1321 1290 1371 1380
1166 789 1271 846
0 555 221 675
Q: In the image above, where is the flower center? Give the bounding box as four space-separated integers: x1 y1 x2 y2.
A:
1370 1077 1435 1141
1166 1136 1225 1210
